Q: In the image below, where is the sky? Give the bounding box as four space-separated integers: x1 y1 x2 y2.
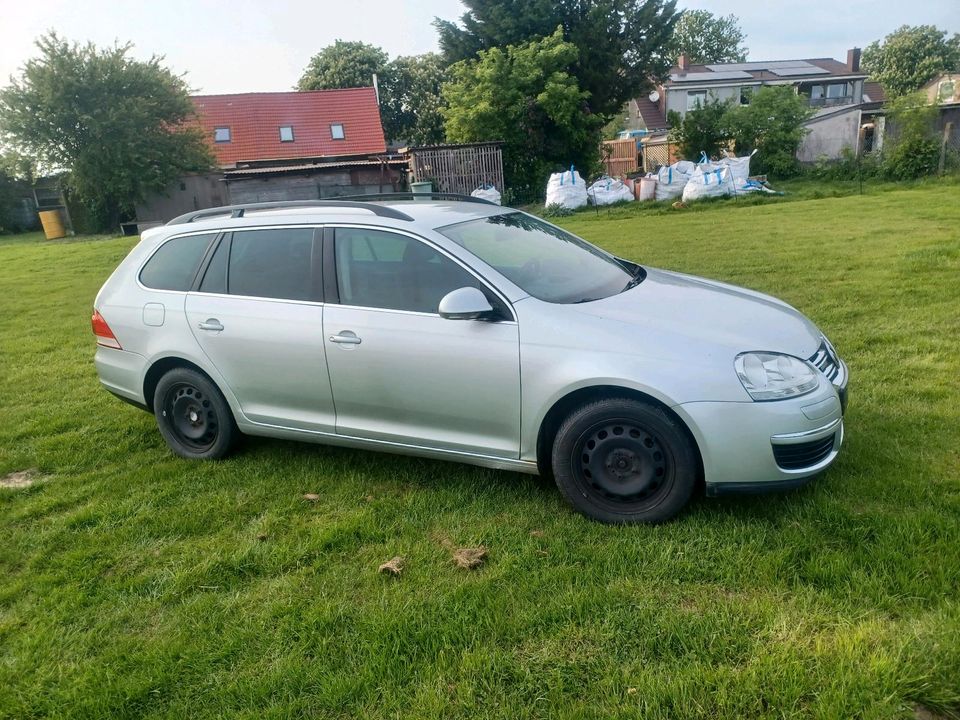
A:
0 0 957 95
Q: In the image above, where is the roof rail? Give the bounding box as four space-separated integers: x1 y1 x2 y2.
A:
334 192 500 206
166 200 414 225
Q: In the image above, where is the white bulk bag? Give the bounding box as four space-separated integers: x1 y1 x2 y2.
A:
719 149 757 182
681 165 735 202
587 176 635 206
545 167 588 210
653 165 689 201
471 184 502 205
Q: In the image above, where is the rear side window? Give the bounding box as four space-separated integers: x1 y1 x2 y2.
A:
140 234 216 291
228 229 317 301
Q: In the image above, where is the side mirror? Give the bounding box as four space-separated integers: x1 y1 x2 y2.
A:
438 287 494 320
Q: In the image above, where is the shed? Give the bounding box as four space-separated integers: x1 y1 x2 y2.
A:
402 142 505 196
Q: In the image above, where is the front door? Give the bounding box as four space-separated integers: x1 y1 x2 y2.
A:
185 227 336 432
323 226 521 458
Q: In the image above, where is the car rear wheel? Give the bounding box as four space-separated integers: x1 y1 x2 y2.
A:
551 398 697 524
153 367 237 459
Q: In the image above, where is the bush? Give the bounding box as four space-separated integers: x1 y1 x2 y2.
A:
668 99 730 162
725 86 814 177
880 93 941 180
668 86 815 178
542 202 574 217
807 147 881 181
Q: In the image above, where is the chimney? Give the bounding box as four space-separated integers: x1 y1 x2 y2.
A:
678 53 689 72
847 47 861 73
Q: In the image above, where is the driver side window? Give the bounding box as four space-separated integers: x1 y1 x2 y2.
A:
333 228 483 314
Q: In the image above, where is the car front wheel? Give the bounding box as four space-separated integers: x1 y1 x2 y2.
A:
551 398 697 524
153 367 238 460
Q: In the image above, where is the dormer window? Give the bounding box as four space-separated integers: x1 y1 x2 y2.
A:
279 125 294 142
214 127 231 143
330 123 345 140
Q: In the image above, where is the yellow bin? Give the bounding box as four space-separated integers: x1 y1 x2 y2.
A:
39 209 66 240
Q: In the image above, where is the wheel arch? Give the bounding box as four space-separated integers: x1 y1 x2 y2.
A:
142 355 222 413
535 385 704 482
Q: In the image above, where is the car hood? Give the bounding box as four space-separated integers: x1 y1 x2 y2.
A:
570 267 822 359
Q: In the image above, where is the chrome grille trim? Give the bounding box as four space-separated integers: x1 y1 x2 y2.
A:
809 339 844 386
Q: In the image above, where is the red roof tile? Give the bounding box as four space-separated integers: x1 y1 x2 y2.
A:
192 88 386 167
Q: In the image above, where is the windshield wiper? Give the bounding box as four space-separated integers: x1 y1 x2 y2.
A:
622 264 645 292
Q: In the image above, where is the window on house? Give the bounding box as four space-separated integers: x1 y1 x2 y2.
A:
279 125 294 142
686 91 707 111
826 82 851 99
739 87 753 105
214 127 231 143
330 123 345 140
938 80 955 102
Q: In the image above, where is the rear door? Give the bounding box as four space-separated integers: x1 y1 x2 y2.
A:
185 226 336 432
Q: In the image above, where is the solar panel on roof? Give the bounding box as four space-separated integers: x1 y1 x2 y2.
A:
670 71 754 82
705 61 815 72
769 66 831 77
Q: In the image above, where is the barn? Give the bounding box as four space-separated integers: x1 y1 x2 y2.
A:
135 87 405 225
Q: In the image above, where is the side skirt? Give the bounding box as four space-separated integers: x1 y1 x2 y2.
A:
237 420 540 475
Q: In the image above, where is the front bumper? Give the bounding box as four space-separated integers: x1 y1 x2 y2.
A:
675 371 847 496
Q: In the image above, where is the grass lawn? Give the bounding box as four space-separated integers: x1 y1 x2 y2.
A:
2 182 959 719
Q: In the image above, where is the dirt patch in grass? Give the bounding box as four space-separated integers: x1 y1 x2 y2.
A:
1 469 39 489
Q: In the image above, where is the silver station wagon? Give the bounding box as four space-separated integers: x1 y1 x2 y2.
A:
93 196 848 523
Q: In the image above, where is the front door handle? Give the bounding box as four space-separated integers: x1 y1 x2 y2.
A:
198 318 224 332
329 331 361 345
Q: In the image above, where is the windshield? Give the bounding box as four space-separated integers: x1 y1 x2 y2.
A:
437 212 640 303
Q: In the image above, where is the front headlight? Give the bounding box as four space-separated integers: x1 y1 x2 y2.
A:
734 352 820 401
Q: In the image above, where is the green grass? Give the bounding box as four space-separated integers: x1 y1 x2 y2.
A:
2 181 960 719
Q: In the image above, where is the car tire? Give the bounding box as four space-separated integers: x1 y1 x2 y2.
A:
153 367 238 460
551 398 697 524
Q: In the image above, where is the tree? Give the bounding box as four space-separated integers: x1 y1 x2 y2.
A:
668 97 731 161
435 0 679 118
881 92 941 179
0 33 212 231
862 25 960 97
666 10 747 64
379 54 447 146
443 28 597 199
296 40 388 91
724 86 814 177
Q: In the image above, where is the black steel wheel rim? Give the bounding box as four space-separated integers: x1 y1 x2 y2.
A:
163 382 218 451
575 420 673 506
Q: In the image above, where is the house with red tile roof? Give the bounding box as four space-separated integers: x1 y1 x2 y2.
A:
193 88 387 168
135 87 405 223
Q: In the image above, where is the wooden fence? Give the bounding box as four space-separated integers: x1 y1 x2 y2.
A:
601 138 640 176
403 142 505 196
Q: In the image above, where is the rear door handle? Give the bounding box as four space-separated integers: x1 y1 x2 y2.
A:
329 332 361 345
198 319 224 332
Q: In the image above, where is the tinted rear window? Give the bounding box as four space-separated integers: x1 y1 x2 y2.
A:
140 234 216 291
228 228 316 301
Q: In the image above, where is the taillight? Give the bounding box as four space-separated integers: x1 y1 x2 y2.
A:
91 309 122 349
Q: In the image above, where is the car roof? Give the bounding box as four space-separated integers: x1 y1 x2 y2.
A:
160 200 510 235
